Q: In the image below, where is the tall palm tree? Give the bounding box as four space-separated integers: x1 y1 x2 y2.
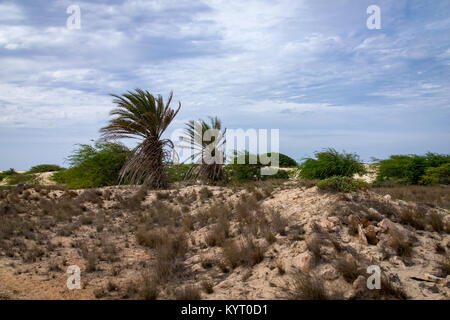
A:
179 116 226 182
100 89 180 189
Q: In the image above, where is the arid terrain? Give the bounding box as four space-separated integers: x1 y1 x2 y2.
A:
0 179 449 300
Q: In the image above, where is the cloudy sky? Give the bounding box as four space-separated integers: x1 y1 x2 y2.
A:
0 0 449 170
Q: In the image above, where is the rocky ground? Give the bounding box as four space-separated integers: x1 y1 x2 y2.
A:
0 180 449 300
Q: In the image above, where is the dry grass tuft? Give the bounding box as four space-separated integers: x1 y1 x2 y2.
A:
397 208 426 230
222 237 266 268
306 234 325 263
205 218 229 247
270 210 288 236
174 285 201 300
137 272 159 300
437 257 450 278
387 233 413 258
198 187 213 201
334 257 362 283
200 279 214 294
285 271 332 300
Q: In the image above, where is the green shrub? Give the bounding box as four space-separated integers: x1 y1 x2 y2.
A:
263 169 290 180
3 173 35 185
261 153 297 167
299 148 366 179
0 168 36 185
28 164 63 174
0 169 17 181
226 153 263 182
2 169 17 175
420 163 450 185
52 142 130 189
317 176 369 193
226 152 296 181
169 164 193 182
376 153 450 185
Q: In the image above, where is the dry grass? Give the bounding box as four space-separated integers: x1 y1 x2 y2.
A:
222 237 266 268
270 210 288 236
397 208 427 230
275 259 285 275
78 189 103 204
435 243 446 254
428 211 445 232
174 285 201 300
373 185 450 210
334 257 362 283
437 257 450 278
200 256 216 269
198 187 213 201
85 251 98 272
205 217 229 247
136 226 166 248
285 271 336 300
387 234 413 258
372 275 408 300
306 234 324 263
156 191 171 200
137 273 159 300
397 208 445 232
200 279 214 294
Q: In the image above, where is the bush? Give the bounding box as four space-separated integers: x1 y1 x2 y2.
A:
317 176 369 193
261 153 297 167
28 164 63 174
299 148 366 179
0 169 17 182
263 169 290 180
169 164 193 182
285 271 330 300
52 142 130 189
4 173 35 185
376 153 450 185
0 169 35 185
420 163 450 185
226 153 263 181
226 151 297 181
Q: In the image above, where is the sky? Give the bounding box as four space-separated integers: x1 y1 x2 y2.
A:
0 0 449 170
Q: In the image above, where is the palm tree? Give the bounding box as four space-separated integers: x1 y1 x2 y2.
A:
100 89 180 189
179 116 226 182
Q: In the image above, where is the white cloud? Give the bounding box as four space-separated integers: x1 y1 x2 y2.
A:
0 83 111 128
0 2 25 22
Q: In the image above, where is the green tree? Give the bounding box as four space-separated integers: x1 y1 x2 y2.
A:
100 89 180 188
179 117 226 182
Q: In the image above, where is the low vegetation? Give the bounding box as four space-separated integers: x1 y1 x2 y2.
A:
298 148 366 180
317 176 369 193
52 142 129 189
372 185 450 210
27 164 63 174
375 153 450 185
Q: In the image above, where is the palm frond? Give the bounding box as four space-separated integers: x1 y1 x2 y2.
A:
179 116 226 182
100 89 180 188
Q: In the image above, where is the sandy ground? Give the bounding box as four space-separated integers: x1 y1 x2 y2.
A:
0 181 448 300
